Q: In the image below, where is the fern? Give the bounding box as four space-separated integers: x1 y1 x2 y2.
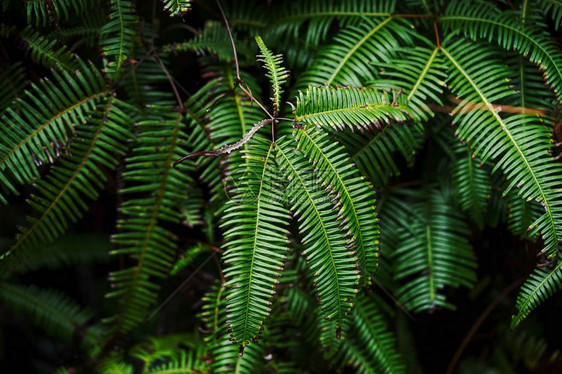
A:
160 0 190 17
255 36 288 115
20 26 79 71
26 0 100 26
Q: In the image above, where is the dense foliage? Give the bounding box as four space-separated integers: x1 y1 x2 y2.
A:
1 0 562 372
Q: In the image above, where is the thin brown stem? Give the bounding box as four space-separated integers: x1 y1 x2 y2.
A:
433 20 440 48
153 52 185 111
445 279 523 374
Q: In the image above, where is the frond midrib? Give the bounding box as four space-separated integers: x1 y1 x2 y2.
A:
296 102 405 123
408 47 439 101
276 144 343 322
8 97 115 257
298 129 368 272
0 90 110 169
441 46 558 256
325 16 393 85
240 142 275 343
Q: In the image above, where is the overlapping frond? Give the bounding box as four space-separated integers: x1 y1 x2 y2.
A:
294 128 380 284
294 85 410 132
26 0 100 26
383 189 477 312
335 294 405 374
512 263 562 327
450 143 491 228
0 63 25 112
100 0 139 80
271 0 396 47
2 97 132 268
337 121 424 187
0 283 94 343
277 136 360 327
160 0 190 17
506 190 544 239
298 16 413 87
442 39 562 260
255 36 288 115
106 111 193 335
0 62 109 204
163 22 235 62
440 1 562 101
221 136 290 346
20 26 79 71
537 0 562 29
371 45 446 121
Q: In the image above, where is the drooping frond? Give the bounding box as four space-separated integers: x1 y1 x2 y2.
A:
383 188 477 312
1 97 133 268
335 294 405 374
160 0 190 17
0 283 94 343
0 63 25 112
506 190 544 239
277 136 360 327
255 36 288 115
271 0 396 47
106 111 193 335
294 127 380 284
450 143 491 228
294 85 410 132
441 39 562 260
0 62 110 204
25 0 100 26
512 263 562 327
221 136 290 346
371 45 446 121
199 284 267 372
298 16 413 87
20 26 79 71
163 21 236 62
439 2 562 101
100 0 139 81
336 121 424 187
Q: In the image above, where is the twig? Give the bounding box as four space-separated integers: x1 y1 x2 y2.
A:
153 52 185 111
445 278 523 374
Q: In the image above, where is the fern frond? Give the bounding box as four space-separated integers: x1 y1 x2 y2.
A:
160 0 190 17
512 263 562 327
1 97 132 267
277 136 360 327
506 190 544 239
371 45 446 121
106 111 193 335
255 36 288 115
441 39 562 260
439 2 562 101
294 128 380 285
26 0 100 26
537 0 562 29
100 0 139 80
221 136 290 346
271 0 396 47
163 21 236 62
384 188 477 312
0 63 25 112
335 294 405 374
0 62 110 204
0 283 94 343
20 26 79 71
294 85 409 132
298 17 413 87
337 121 424 187
450 143 491 228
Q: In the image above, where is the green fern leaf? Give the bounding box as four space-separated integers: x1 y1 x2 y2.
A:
440 2 562 101
277 136 360 327
384 188 477 312
221 136 290 346
0 63 25 112
100 0 139 80
0 62 110 204
442 39 562 261
255 36 288 115
20 26 79 71
26 0 100 26
294 85 409 132
160 0 190 17
106 111 194 335
2 97 132 267
0 283 94 343
294 128 380 285
512 263 562 327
